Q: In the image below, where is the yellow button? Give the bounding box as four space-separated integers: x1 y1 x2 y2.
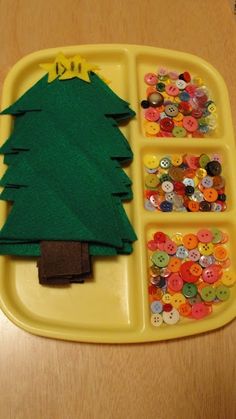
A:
171 293 186 309
145 174 159 188
143 154 159 169
162 293 172 303
192 76 203 86
208 102 217 114
198 242 214 256
171 154 183 167
144 121 160 135
171 233 183 245
196 168 207 179
221 270 236 287
173 112 183 122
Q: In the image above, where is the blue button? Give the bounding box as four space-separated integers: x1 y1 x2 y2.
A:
150 301 163 314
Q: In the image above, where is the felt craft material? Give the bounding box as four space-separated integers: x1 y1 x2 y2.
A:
0 62 136 283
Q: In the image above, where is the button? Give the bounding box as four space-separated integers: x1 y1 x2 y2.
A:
161 181 174 193
171 155 183 166
200 285 216 302
211 228 223 244
144 108 160 122
165 104 179 117
199 201 211 211
164 240 177 255
145 174 159 188
176 245 189 259
150 300 163 314
182 116 198 132
163 303 173 312
144 121 160 135
173 112 184 122
202 265 221 283
162 293 172 304
144 73 158 85
156 82 166 92
188 294 202 306
151 313 163 326
206 161 222 176
148 92 164 107
189 263 202 277
153 231 167 244
172 126 187 137
188 201 200 212
221 270 236 287
141 100 150 109
182 233 198 250
198 242 214 256
179 303 192 316
175 79 187 90
168 256 182 272
151 251 170 267
163 308 180 324
168 273 183 292
147 240 158 251
182 283 198 298
160 117 174 132
143 154 159 169
145 199 156 211
191 302 209 319
160 201 173 212
201 176 213 188
183 178 195 187
180 261 198 283
158 67 168 76
159 157 171 169
215 284 230 301
188 248 201 262
203 188 218 202
197 229 213 243
171 293 186 308
165 84 179 96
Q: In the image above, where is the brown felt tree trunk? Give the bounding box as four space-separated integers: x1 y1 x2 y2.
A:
37 241 91 284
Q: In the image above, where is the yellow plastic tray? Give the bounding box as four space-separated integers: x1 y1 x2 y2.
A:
0 44 235 343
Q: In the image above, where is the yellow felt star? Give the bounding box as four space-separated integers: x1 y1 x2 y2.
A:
59 55 100 82
40 53 71 83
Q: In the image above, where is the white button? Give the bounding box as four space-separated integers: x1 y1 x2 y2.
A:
151 313 163 327
163 308 180 325
161 181 174 193
176 79 187 90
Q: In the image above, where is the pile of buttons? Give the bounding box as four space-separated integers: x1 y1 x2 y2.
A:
141 67 217 137
148 229 235 326
144 153 226 212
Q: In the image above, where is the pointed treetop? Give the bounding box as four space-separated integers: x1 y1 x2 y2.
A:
40 53 100 83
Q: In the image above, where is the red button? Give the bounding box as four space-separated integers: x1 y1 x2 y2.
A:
185 84 196 97
160 117 174 132
168 273 183 292
165 84 179 96
191 108 203 119
178 102 192 115
180 261 198 283
197 229 213 243
147 240 158 251
191 303 209 319
174 181 185 195
183 71 191 83
153 231 166 243
163 303 173 312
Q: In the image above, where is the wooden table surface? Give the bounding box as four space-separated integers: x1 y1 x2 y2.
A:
0 1 236 418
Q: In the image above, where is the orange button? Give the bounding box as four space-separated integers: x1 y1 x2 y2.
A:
213 245 228 261
182 233 199 250
189 263 202 277
203 188 218 202
179 303 192 317
168 257 182 273
188 201 200 212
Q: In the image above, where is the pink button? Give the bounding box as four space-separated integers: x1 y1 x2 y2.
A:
169 71 179 80
188 248 201 262
168 273 183 292
191 303 208 319
144 73 158 85
202 264 221 284
158 67 168 76
165 84 179 97
197 229 213 243
144 108 160 122
147 240 158 251
183 116 198 132
164 239 177 255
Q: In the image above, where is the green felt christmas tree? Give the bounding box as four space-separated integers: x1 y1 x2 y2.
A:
0 54 136 284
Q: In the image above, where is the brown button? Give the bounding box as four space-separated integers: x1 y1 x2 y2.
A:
168 166 185 182
148 92 164 107
213 175 225 190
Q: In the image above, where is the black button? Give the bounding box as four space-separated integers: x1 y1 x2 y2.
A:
199 201 211 211
141 100 149 109
185 185 195 196
206 161 222 176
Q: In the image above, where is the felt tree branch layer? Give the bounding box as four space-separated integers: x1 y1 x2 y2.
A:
0 69 136 284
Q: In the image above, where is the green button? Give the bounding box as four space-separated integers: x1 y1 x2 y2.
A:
211 228 223 244
156 82 166 92
216 285 230 301
159 173 171 183
151 251 169 268
182 283 197 298
200 286 216 302
199 154 210 168
172 126 187 138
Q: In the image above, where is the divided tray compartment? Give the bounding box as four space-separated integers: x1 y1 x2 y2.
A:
0 44 235 343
